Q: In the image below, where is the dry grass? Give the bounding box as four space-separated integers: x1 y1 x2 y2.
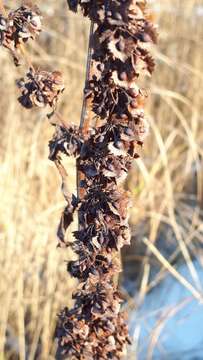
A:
0 0 203 359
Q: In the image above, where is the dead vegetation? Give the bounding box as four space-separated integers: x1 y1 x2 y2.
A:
0 0 203 359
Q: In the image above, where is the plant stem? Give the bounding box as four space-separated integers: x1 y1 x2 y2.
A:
79 21 121 287
77 21 94 205
80 20 94 132
18 44 35 70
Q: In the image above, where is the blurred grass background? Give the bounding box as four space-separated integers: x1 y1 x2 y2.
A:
0 0 203 359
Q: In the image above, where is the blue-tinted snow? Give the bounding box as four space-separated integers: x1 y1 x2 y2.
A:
129 260 203 359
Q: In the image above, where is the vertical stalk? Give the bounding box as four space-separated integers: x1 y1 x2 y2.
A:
77 22 121 286
77 21 94 206
79 21 94 132
78 20 122 285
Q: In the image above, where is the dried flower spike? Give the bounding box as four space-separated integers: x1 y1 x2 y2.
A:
54 0 157 359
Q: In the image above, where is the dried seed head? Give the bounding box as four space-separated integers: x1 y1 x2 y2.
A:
0 5 42 65
17 68 65 109
8 5 42 41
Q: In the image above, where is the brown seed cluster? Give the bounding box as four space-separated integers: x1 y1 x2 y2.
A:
0 4 42 65
57 273 130 359
52 0 157 358
0 3 64 112
17 68 65 109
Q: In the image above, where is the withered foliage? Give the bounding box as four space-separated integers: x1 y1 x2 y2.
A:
0 4 41 65
52 0 157 358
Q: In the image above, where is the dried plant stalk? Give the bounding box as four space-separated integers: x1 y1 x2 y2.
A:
53 1 157 359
